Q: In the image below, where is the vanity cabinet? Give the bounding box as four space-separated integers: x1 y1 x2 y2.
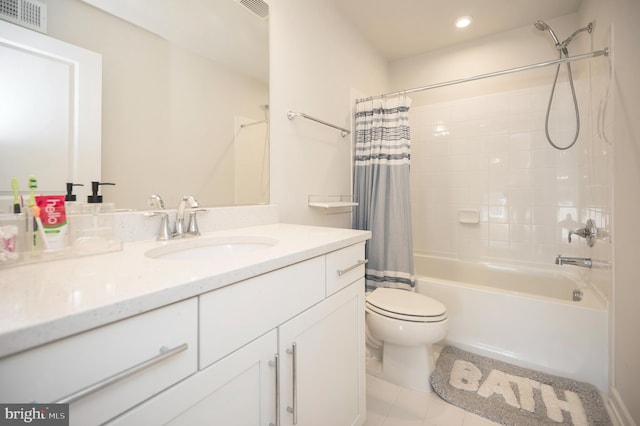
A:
110 279 365 426
0 241 366 426
111 243 366 426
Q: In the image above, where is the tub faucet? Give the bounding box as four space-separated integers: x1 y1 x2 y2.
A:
173 195 200 238
555 254 592 268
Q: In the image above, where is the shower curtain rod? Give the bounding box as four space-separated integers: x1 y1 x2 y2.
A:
240 119 266 128
356 48 609 103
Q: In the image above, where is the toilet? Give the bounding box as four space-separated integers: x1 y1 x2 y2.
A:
365 287 448 392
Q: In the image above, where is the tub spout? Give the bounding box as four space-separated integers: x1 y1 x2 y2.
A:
555 254 592 268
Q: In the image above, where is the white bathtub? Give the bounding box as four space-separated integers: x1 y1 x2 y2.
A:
414 254 609 391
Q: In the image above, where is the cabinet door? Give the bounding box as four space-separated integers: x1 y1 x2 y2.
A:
279 279 365 426
109 330 277 426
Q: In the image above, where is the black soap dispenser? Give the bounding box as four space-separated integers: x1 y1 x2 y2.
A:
87 181 115 204
65 182 84 202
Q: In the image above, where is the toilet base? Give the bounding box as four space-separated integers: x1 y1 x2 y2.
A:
379 343 436 393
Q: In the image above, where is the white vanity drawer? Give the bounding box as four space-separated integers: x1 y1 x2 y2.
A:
0 298 198 426
325 243 366 296
200 256 325 369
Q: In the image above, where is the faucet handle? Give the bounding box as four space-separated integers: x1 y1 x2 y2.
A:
568 219 597 247
144 211 170 241
186 208 206 236
147 194 165 210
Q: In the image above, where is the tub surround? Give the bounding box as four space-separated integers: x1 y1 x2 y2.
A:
0 205 370 359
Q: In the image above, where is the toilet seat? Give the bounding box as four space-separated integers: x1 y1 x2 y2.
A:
366 288 446 323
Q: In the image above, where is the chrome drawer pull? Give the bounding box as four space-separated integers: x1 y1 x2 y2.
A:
56 343 189 404
337 259 368 276
269 353 280 426
286 343 298 425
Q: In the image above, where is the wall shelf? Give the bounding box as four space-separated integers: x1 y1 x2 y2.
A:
308 195 357 214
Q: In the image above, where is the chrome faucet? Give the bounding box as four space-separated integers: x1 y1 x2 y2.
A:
145 194 204 240
555 254 592 268
173 195 200 238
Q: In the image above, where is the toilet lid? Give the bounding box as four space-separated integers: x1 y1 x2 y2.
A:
366 288 446 318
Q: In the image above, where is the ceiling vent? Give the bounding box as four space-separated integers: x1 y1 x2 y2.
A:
0 0 47 33
236 0 269 20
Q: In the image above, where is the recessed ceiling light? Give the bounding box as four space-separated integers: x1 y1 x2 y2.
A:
455 16 473 29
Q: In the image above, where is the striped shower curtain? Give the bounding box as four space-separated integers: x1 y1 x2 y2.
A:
352 96 415 292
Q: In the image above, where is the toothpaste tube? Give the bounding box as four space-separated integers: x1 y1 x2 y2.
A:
35 195 67 250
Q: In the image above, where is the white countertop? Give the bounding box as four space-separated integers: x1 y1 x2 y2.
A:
0 223 370 358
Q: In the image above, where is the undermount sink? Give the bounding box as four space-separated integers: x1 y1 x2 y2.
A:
145 236 278 260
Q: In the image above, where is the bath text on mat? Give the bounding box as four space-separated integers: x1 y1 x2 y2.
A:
449 359 588 425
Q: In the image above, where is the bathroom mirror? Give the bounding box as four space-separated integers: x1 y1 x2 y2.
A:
0 19 102 202
1 0 269 210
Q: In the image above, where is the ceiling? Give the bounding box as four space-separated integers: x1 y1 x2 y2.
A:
327 0 583 61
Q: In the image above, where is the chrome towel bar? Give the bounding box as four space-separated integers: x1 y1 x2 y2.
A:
287 111 351 137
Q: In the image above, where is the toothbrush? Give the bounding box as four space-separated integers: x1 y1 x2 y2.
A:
11 178 20 213
28 175 37 209
32 205 49 250
28 175 38 250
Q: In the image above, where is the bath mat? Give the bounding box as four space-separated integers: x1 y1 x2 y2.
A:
430 345 611 426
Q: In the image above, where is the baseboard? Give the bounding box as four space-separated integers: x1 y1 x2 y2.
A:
608 386 637 426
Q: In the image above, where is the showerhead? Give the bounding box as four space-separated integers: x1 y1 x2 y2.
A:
534 20 561 47
534 20 549 31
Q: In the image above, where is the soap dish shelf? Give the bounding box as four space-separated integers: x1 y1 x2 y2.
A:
308 195 358 214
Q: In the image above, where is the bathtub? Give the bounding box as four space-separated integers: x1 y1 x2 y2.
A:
414 254 609 391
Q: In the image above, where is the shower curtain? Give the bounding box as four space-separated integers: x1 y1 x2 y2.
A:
353 96 415 292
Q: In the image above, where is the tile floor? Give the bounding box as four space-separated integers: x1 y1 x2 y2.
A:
364 373 500 426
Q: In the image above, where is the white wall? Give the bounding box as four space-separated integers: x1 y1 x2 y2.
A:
269 0 388 227
579 0 640 424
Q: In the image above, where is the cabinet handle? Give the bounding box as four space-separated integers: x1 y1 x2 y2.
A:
56 343 189 404
286 342 298 425
269 353 280 426
337 259 368 276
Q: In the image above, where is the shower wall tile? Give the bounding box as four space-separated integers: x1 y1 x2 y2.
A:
509 132 533 151
409 78 609 267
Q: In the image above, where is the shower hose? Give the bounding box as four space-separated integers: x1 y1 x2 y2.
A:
544 52 581 151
